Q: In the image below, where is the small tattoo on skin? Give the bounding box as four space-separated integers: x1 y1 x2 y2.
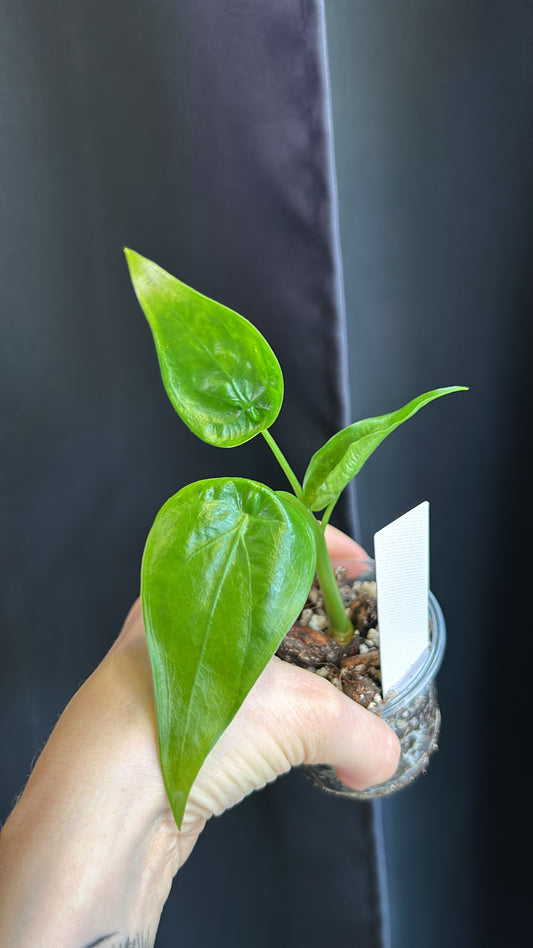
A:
83 937 118 948
83 935 151 948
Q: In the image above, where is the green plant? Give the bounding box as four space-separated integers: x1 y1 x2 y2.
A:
125 247 466 827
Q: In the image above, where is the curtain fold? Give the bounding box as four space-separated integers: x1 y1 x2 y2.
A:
0 2 386 945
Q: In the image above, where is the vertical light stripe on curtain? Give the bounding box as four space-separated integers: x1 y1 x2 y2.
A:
0 1 388 945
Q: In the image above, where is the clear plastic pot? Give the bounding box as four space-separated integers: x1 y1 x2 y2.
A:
304 565 446 799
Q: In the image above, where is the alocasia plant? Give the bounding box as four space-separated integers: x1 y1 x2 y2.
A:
125 247 466 827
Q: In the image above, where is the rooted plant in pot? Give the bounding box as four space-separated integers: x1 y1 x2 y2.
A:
125 248 466 827
278 557 447 798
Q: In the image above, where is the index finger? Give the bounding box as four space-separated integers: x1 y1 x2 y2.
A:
325 523 370 561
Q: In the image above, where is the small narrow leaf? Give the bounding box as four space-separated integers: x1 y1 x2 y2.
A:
141 477 316 828
125 248 283 447
302 387 468 511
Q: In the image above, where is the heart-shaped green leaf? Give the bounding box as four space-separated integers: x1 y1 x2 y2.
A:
141 476 316 828
125 248 283 447
302 387 468 511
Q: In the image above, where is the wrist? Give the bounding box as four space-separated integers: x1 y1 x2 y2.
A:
0 610 202 946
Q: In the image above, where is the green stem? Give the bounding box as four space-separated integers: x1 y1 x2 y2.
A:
262 430 304 500
320 498 337 530
264 433 352 643
307 515 354 644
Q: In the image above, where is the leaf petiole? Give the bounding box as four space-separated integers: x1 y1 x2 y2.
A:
262 429 304 501
319 498 338 530
307 513 354 644
276 491 353 643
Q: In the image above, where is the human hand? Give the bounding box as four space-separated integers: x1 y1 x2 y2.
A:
183 523 399 825
0 526 399 948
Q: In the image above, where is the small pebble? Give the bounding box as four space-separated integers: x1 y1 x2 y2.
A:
367 628 380 646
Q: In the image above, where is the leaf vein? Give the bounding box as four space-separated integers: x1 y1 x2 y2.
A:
180 517 248 748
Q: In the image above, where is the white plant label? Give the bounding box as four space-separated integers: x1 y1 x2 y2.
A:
374 501 430 698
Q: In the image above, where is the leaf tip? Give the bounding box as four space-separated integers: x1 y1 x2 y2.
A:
123 246 142 272
439 384 470 399
169 794 187 831
160 759 189 830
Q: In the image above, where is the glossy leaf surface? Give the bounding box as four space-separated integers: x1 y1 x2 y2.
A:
125 248 283 446
141 477 316 827
302 387 468 511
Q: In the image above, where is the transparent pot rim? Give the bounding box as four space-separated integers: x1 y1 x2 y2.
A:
344 556 446 716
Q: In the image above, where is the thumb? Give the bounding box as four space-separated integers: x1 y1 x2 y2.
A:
280 660 401 791
183 657 400 824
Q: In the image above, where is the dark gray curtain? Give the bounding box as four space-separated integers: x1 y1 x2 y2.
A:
326 3 533 948
1 2 386 947
3 2 531 946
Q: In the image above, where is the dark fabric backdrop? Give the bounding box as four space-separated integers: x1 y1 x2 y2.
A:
1 2 386 947
2 1 531 947
326 3 533 947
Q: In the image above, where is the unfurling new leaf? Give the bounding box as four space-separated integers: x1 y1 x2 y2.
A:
301 387 468 512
